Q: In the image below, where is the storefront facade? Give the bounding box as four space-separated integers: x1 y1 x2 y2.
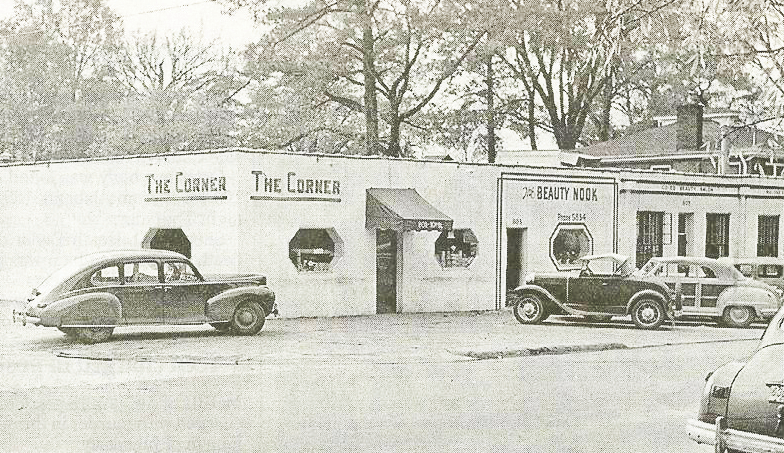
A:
1 149 783 318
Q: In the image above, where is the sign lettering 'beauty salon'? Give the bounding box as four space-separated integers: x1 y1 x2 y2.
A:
144 172 228 201
518 185 599 201
251 170 341 202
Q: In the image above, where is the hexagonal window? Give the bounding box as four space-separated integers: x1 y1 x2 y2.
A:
142 228 191 258
289 228 343 272
549 223 593 270
435 229 478 268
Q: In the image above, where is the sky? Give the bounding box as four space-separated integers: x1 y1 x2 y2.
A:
0 0 262 49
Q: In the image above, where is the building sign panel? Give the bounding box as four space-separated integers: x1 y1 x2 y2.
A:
251 170 341 202
144 172 228 202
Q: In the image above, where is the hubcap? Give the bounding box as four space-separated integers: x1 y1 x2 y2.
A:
639 304 657 324
521 300 539 319
237 309 256 326
729 307 749 323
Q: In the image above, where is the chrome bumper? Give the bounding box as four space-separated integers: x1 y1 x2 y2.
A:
688 417 784 453
12 309 40 326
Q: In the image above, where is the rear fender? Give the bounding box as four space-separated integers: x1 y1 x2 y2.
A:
45 292 121 327
698 361 745 424
717 287 777 318
206 286 275 321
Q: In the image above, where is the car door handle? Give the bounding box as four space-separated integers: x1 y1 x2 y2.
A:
601 282 610 286
155 285 173 291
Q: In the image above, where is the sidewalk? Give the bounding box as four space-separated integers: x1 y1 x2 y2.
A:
2 300 762 365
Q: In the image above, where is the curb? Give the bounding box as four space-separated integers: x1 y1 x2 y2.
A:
450 342 629 360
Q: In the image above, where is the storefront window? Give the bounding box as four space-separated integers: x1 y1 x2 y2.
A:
289 228 341 272
549 224 593 270
706 213 730 258
435 229 478 268
636 211 666 268
758 215 779 257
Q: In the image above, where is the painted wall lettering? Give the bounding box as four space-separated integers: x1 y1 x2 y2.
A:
518 185 599 202
144 172 228 202
251 170 342 202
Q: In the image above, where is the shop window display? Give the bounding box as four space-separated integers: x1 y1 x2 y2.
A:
289 228 341 272
549 223 593 270
435 229 478 268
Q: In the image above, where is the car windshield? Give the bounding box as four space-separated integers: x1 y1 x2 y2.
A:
33 255 103 298
582 256 635 276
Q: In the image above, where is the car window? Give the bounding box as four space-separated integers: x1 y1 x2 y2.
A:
736 264 755 277
123 262 159 284
90 265 121 287
760 265 783 278
163 261 200 283
701 266 716 279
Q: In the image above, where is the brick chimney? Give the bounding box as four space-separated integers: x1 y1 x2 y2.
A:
676 103 704 151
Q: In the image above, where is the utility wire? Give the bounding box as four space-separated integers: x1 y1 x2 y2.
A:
0 0 215 38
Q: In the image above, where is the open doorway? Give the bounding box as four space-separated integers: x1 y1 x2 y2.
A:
506 228 527 291
376 229 398 314
142 228 191 258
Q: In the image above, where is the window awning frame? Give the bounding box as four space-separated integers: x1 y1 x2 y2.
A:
365 188 453 232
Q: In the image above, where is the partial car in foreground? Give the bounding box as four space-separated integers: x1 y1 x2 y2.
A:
508 253 679 329
12 250 277 342
687 305 784 452
637 256 781 328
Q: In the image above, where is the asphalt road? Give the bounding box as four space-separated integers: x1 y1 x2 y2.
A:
0 333 753 452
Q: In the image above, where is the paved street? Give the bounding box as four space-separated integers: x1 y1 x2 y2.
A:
0 301 765 452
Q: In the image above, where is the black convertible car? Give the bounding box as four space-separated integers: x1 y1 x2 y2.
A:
508 253 679 329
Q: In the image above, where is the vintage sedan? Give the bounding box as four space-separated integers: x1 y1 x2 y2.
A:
636 256 781 328
509 253 679 329
12 249 277 343
687 305 784 452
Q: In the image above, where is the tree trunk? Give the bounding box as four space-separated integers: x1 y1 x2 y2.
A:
527 87 537 151
362 1 379 155
486 54 496 163
387 115 401 157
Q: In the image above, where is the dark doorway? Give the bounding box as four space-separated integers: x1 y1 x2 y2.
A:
143 228 191 258
506 228 527 290
376 229 397 314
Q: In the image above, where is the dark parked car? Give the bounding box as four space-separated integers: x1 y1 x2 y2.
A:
687 305 784 452
12 249 277 343
509 253 679 329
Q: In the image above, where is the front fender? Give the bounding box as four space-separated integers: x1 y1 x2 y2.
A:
697 361 746 424
206 286 275 321
508 284 570 315
43 292 121 327
626 289 669 316
717 287 778 318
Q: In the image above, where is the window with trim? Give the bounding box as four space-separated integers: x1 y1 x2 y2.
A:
636 211 670 268
90 265 121 287
760 264 783 278
758 215 779 257
123 262 160 283
163 261 201 283
435 229 478 268
706 213 730 258
289 228 340 272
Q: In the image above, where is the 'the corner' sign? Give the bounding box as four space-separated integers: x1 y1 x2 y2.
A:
144 172 228 202
250 170 342 202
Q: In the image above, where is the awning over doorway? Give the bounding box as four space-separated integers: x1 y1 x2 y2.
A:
366 188 453 232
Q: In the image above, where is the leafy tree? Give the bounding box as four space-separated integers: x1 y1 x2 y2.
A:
0 0 122 160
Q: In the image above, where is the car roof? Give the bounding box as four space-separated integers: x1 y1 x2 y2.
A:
648 256 723 267
72 249 187 267
579 253 629 262
719 256 784 265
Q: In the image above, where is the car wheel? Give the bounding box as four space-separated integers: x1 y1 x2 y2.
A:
210 322 231 333
74 327 114 343
722 306 755 328
513 293 547 324
231 301 266 335
630 298 665 330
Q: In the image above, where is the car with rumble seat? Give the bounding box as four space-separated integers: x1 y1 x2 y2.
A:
687 304 784 452
508 253 679 329
12 249 277 343
637 256 781 328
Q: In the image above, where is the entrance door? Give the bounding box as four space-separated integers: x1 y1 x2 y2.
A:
376 229 398 314
506 228 527 290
